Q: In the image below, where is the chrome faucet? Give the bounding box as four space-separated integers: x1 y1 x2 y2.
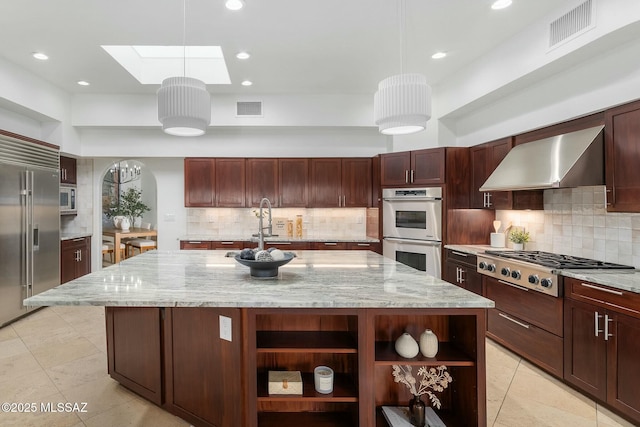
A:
257 197 273 251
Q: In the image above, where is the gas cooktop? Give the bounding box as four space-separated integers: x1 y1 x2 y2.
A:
484 250 635 270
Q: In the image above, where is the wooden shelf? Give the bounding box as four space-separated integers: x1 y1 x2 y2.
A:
374 341 475 367
257 331 358 353
257 372 358 402
259 411 355 427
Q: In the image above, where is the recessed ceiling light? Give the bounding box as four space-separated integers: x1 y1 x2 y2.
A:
431 52 447 59
32 52 48 60
491 0 512 10
236 51 250 60
241 80 252 86
77 81 90 86
225 0 245 10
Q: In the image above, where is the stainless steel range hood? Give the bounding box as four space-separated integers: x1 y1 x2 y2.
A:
479 125 604 192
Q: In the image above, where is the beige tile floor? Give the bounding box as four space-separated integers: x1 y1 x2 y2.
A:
0 306 636 427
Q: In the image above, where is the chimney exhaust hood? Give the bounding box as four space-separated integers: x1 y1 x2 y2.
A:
479 125 604 192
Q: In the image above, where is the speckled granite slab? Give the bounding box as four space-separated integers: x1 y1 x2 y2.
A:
24 250 494 309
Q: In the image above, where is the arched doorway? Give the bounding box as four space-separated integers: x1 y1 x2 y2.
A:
100 159 158 266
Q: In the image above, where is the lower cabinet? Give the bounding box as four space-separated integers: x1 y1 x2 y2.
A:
443 249 482 295
106 307 487 427
61 236 91 283
564 278 640 423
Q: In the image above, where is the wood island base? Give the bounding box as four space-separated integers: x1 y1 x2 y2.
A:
106 306 487 427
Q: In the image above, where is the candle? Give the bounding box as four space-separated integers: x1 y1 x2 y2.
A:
314 366 334 394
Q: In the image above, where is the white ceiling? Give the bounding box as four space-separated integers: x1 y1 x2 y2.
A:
0 0 571 96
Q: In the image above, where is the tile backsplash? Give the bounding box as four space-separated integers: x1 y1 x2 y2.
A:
187 207 372 240
495 186 640 267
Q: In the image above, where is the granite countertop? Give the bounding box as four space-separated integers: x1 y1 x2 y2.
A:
181 235 380 243
61 232 92 241
25 250 493 309
445 244 640 294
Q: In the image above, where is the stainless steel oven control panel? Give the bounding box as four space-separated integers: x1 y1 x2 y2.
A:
477 255 559 297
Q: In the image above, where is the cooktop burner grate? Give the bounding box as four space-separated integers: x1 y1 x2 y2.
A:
484 250 635 270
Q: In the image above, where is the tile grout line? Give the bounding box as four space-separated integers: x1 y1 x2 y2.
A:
491 356 523 426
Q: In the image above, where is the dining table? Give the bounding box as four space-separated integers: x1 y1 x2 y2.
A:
102 227 158 264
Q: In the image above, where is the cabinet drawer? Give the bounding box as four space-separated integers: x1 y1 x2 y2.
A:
264 241 310 251
485 277 563 336
312 242 348 250
445 249 477 268
210 241 246 250
565 277 640 318
180 241 212 250
346 242 379 251
487 308 563 378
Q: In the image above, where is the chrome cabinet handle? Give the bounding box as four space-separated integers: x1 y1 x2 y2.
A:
451 251 468 257
410 169 414 183
459 267 465 284
595 311 603 337
405 170 409 183
498 312 530 329
498 279 529 292
604 314 613 341
580 282 623 296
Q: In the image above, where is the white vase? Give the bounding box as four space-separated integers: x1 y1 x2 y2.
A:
419 329 438 358
120 217 130 231
394 332 419 358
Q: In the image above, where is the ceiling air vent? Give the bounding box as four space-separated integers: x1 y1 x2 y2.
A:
549 0 595 49
236 101 263 117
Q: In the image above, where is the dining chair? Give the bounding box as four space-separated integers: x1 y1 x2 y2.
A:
125 222 157 257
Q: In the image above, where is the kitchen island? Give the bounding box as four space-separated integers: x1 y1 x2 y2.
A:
25 250 494 427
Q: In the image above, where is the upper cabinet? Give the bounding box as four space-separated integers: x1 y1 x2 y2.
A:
470 138 512 209
279 158 309 207
184 158 245 207
309 158 372 207
246 158 278 207
380 148 444 186
60 155 77 184
215 158 245 207
605 100 640 212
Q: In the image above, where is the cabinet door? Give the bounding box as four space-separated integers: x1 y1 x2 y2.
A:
411 148 444 185
309 158 341 207
60 155 77 184
215 158 245 207
380 152 411 186
60 245 78 284
607 311 640 420
279 158 308 207
470 139 512 209
106 307 163 405
184 158 215 207
605 100 640 212
342 158 372 207
563 298 607 401
78 238 91 278
246 159 278 207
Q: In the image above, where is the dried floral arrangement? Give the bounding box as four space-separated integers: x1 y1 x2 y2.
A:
391 365 453 409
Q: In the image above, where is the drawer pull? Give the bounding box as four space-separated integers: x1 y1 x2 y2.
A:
594 311 603 337
451 251 469 257
324 242 338 246
276 242 292 245
604 314 613 341
188 241 202 244
357 243 370 247
498 312 530 329
72 238 85 242
580 283 623 296
498 280 529 292
220 242 234 245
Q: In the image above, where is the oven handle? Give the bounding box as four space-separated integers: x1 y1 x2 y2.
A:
382 197 442 202
498 279 530 292
384 237 441 246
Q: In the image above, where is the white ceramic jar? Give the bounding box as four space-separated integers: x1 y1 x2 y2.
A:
394 332 419 358
419 329 438 358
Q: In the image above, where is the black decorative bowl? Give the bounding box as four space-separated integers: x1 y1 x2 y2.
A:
234 253 295 278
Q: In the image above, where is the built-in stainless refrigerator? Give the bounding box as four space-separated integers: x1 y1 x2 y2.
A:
0 134 60 327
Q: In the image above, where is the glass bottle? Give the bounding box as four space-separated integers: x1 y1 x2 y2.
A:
295 215 303 238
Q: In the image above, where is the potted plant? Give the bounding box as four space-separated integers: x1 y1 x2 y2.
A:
509 229 530 250
119 187 151 228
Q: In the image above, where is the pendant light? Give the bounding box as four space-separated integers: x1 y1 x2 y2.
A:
157 0 211 136
374 0 431 135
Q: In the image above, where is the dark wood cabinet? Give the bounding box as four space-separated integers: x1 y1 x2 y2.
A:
470 138 512 209
346 242 381 253
279 158 309 207
310 158 372 207
184 158 216 207
59 155 77 184
247 158 278 207
342 158 372 207
443 249 482 295
564 277 640 423
180 240 212 250
263 241 310 251
60 236 91 284
605 99 640 212
216 158 246 207
381 148 444 187
311 241 348 250
164 307 245 427
106 307 163 405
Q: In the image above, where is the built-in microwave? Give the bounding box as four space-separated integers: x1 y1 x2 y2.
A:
60 185 77 215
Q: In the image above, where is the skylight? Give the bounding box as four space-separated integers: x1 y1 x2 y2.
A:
102 45 231 85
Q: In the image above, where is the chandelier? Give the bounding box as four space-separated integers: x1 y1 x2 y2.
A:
374 0 431 135
105 162 141 185
157 0 211 136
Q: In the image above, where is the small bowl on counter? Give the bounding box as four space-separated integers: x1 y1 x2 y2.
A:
234 252 295 278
